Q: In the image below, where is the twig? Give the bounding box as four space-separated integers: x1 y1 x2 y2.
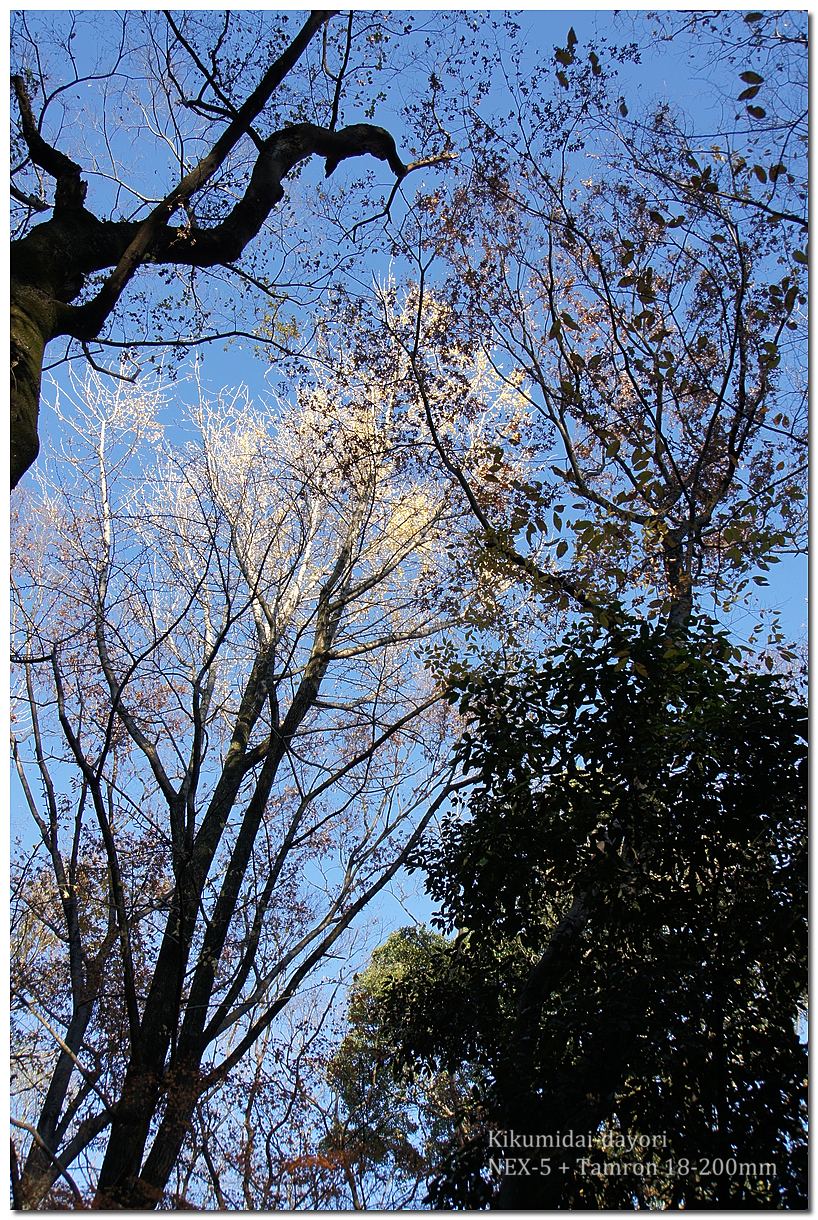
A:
80 343 138 383
348 151 458 242
164 11 262 151
325 11 354 132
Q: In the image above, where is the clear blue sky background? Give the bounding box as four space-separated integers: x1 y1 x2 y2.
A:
138 9 805 649
13 8 807 928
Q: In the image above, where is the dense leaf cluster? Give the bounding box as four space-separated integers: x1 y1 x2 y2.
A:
348 621 806 1208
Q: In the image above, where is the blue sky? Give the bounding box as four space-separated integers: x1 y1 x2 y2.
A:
8 25 808 1204
13 5 807 811
12 6 808 929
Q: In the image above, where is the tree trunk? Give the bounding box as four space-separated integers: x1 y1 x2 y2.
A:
10 283 54 489
138 1061 202 1206
92 893 198 1208
92 1058 166 1209
18 998 97 1206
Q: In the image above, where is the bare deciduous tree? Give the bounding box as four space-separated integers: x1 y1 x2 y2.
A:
11 336 512 1207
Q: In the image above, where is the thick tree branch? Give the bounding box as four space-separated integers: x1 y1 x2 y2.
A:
53 9 332 338
10 12 427 488
60 120 408 341
12 74 86 211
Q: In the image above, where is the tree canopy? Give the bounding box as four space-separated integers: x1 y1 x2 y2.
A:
10 10 806 1211
348 618 806 1208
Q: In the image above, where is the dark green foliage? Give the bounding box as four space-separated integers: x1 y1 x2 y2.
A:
323 929 482 1208
350 620 807 1208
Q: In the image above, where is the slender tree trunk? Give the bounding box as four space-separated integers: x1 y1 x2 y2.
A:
93 888 198 1208
19 999 97 1206
492 926 658 1208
